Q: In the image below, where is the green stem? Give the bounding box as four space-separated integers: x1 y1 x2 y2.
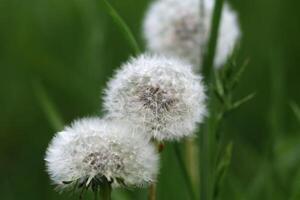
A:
199 107 218 200
199 0 225 199
267 48 287 197
202 0 224 80
100 178 112 200
101 0 141 55
33 81 64 131
94 189 99 200
148 183 156 200
173 144 197 200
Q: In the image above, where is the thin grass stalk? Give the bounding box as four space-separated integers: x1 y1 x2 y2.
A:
33 81 64 130
268 49 288 197
199 0 206 53
199 0 225 199
184 138 199 193
173 144 197 200
202 0 224 80
268 48 284 155
199 98 219 200
101 0 141 55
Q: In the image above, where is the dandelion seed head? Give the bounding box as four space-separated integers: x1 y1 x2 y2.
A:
45 117 159 189
143 0 240 69
104 54 206 141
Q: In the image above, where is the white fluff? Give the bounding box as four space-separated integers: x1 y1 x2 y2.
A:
103 54 206 141
45 117 159 189
143 0 240 69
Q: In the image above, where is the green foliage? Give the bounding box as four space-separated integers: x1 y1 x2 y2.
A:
0 0 299 200
200 46 255 200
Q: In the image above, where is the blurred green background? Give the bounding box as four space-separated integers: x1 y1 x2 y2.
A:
0 0 299 199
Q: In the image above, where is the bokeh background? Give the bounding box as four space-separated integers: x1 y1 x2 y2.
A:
0 0 299 199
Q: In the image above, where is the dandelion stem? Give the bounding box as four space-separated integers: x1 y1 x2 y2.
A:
148 184 156 200
101 0 141 55
202 0 224 80
99 178 112 200
148 142 164 200
173 144 197 200
94 189 98 200
185 139 199 193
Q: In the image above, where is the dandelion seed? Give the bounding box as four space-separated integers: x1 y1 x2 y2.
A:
143 0 240 69
103 54 206 141
45 117 159 190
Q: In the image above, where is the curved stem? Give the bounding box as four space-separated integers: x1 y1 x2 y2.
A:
101 0 141 55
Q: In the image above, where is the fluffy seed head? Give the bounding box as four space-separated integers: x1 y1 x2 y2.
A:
45 117 159 190
143 0 240 69
103 54 206 141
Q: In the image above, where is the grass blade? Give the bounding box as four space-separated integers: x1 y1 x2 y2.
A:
201 0 224 80
199 0 225 199
231 93 256 111
101 0 141 54
173 144 197 200
214 142 233 198
33 81 64 131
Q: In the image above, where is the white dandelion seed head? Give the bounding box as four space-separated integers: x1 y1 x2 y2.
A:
143 0 240 69
103 54 206 141
45 117 159 189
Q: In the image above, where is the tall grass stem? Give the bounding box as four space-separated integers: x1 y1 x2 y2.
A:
199 0 225 199
202 0 224 80
33 81 64 131
101 0 141 55
174 144 197 200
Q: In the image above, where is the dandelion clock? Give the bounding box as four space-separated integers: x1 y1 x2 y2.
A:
104 54 206 141
45 117 159 192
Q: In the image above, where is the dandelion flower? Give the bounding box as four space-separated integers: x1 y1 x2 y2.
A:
143 0 240 69
103 54 206 141
45 117 159 190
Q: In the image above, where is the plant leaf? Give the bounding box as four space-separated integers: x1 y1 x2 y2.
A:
214 142 233 198
214 70 225 99
228 58 250 90
231 92 256 111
